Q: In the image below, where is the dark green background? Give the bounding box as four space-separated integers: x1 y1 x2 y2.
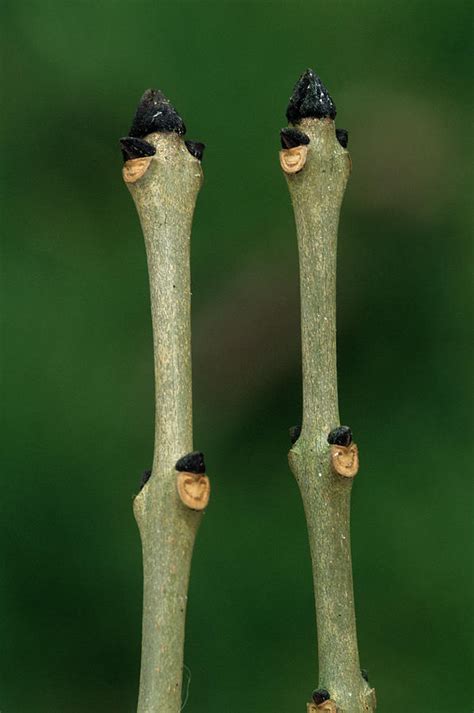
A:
1 1 472 711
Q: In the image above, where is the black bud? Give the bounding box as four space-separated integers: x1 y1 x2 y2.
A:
286 68 336 124
119 136 156 163
336 128 349 148
361 668 369 683
129 88 186 138
312 689 330 705
280 127 310 149
140 469 152 490
289 425 301 444
327 426 353 447
185 140 205 161
175 451 206 474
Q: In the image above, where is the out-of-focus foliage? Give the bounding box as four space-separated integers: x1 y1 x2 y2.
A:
0 1 472 711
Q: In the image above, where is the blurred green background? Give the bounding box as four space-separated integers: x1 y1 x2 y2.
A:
1 1 472 711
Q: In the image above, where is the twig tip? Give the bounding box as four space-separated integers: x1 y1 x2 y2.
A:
129 88 186 139
286 68 336 124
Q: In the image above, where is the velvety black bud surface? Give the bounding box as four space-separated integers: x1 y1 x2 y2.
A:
327 426 353 447
286 68 336 124
140 469 152 490
119 136 156 163
289 425 302 444
336 128 349 148
312 689 331 705
185 140 205 160
175 451 206 474
280 127 310 149
129 88 186 138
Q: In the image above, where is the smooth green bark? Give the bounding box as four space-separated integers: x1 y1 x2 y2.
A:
284 119 375 712
125 133 203 713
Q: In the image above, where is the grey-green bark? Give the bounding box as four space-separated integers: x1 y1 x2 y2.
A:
124 132 203 713
283 118 376 712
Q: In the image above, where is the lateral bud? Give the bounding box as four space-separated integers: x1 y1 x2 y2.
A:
327 426 352 447
308 691 337 712
120 136 156 163
139 469 152 491
335 128 349 148
280 127 310 149
120 136 156 184
176 451 206 474
289 424 302 444
185 140 205 161
176 451 210 511
312 689 331 706
327 426 358 477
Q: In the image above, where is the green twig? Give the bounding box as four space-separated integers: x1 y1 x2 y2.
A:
120 90 205 713
281 70 376 713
